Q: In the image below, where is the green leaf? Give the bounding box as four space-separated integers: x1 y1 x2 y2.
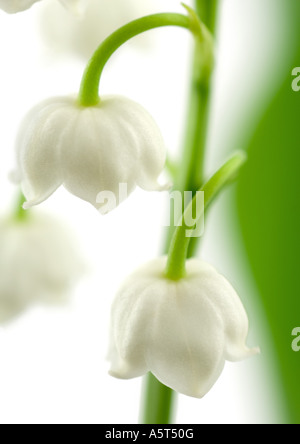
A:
236 1 300 424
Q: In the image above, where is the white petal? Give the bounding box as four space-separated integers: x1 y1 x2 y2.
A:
105 96 169 192
16 98 75 208
145 279 226 398
108 278 156 378
61 98 144 211
186 259 259 361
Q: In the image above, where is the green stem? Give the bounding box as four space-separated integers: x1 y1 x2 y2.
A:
183 0 218 260
195 0 219 33
78 9 207 107
165 152 247 280
164 3 217 254
180 0 218 191
140 377 176 424
165 155 178 180
14 192 29 222
141 0 219 425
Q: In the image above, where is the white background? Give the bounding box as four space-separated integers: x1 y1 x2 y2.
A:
0 0 292 424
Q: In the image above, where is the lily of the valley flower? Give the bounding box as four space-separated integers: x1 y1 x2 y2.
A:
39 0 157 59
0 0 85 14
13 95 168 213
108 257 259 398
0 214 83 323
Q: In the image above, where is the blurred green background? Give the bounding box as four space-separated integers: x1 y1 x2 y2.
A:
234 0 300 424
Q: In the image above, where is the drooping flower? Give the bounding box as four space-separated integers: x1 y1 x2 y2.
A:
13 95 168 214
108 257 259 398
0 213 84 323
0 0 85 14
38 0 157 59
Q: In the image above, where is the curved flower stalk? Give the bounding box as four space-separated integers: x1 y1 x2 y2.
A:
108 256 259 398
12 9 211 213
0 210 84 323
38 0 158 60
0 0 85 14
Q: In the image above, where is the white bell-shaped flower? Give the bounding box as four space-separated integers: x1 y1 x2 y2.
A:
108 257 259 398
0 214 84 323
38 0 158 59
13 95 168 213
0 0 85 14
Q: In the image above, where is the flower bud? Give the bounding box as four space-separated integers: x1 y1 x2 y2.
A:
108 257 259 398
13 95 168 213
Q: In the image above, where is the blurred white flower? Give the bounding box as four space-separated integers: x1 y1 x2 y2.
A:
0 0 85 14
0 0 37 13
0 213 84 323
108 257 259 398
38 0 158 60
13 95 168 214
